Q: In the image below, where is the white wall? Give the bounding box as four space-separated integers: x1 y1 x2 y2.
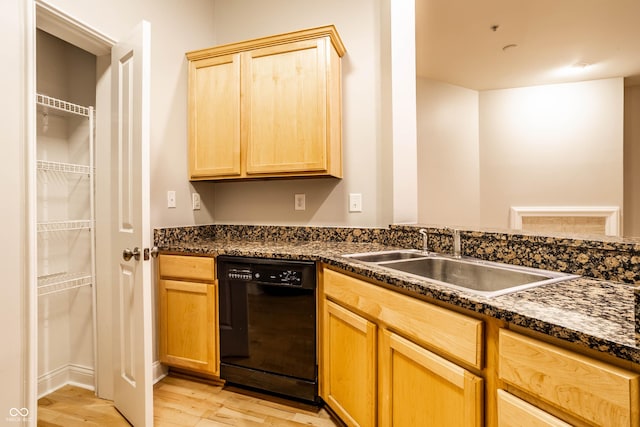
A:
1 0 32 422
416 78 480 227
479 78 624 228
388 0 418 224
207 0 393 227
624 84 640 236
417 77 624 231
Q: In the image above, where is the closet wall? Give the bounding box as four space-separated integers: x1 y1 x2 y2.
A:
36 29 97 397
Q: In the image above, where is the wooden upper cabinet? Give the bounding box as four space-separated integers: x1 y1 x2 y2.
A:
188 54 241 179
186 26 345 181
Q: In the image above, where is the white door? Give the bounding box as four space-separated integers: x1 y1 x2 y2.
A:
111 21 153 427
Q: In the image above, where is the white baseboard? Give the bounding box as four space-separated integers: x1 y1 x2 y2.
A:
39 361 166 398
38 364 95 398
153 360 169 384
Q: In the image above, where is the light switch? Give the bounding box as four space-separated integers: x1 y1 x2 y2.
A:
192 193 201 210
349 193 362 212
167 190 176 208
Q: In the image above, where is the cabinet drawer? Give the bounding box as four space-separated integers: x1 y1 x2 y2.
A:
497 389 571 427
323 268 483 368
498 329 640 427
158 254 215 282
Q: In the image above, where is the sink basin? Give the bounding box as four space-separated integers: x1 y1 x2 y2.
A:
344 251 579 297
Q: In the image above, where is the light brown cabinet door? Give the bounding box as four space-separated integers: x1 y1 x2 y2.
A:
158 278 219 375
497 390 571 427
321 300 377 427
243 39 329 175
499 329 640 427
379 329 483 427
188 54 241 179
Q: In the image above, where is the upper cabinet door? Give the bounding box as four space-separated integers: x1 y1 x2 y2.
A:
186 26 345 181
188 54 241 179
244 39 328 175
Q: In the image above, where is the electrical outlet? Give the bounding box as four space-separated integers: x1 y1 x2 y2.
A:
167 190 176 208
192 193 201 210
294 193 306 211
349 193 362 212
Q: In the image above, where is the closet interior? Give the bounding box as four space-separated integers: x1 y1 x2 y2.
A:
36 29 98 397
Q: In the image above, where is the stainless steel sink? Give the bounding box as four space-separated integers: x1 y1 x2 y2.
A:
344 250 579 297
344 249 428 263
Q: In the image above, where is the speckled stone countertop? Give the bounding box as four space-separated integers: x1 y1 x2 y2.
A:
157 228 640 366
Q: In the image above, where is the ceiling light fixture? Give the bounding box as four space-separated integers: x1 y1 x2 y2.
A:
573 62 592 69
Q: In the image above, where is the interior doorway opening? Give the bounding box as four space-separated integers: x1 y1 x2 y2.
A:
32 2 117 418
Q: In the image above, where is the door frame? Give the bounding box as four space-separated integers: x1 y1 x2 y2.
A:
27 0 117 416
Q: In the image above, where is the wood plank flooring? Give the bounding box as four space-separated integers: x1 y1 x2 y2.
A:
38 375 340 426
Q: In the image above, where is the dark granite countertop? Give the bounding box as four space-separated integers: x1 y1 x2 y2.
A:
160 237 640 365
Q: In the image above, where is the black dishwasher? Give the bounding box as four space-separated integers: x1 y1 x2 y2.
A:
217 256 318 403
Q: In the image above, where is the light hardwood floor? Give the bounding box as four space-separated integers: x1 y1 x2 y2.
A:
38 375 340 426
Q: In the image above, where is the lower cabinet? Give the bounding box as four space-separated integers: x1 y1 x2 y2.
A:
379 330 483 427
158 254 219 376
320 266 484 426
498 329 640 427
322 300 377 427
497 389 571 427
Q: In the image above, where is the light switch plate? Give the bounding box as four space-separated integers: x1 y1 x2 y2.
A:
192 193 201 210
167 190 176 208
295 193 306 211
349 193 362 212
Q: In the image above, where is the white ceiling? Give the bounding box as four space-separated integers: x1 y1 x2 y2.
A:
415 0 640 90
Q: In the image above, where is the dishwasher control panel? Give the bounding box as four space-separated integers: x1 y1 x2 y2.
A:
226 266 305 286
219 256 316 289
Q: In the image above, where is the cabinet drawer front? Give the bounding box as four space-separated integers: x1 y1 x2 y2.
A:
498 329 640 427
497 390 571 427
159 254 215 281
323 268 483 368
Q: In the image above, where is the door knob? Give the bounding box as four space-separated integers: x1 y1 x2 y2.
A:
144 246 159 260
122 247 141 261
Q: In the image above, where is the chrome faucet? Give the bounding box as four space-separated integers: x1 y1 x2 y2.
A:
418 228 430 253
446 227 461 258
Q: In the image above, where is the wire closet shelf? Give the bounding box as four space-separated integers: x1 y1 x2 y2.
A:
37 160 93 175
38 272 93 297
36 93 91 117
35 92 96 298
